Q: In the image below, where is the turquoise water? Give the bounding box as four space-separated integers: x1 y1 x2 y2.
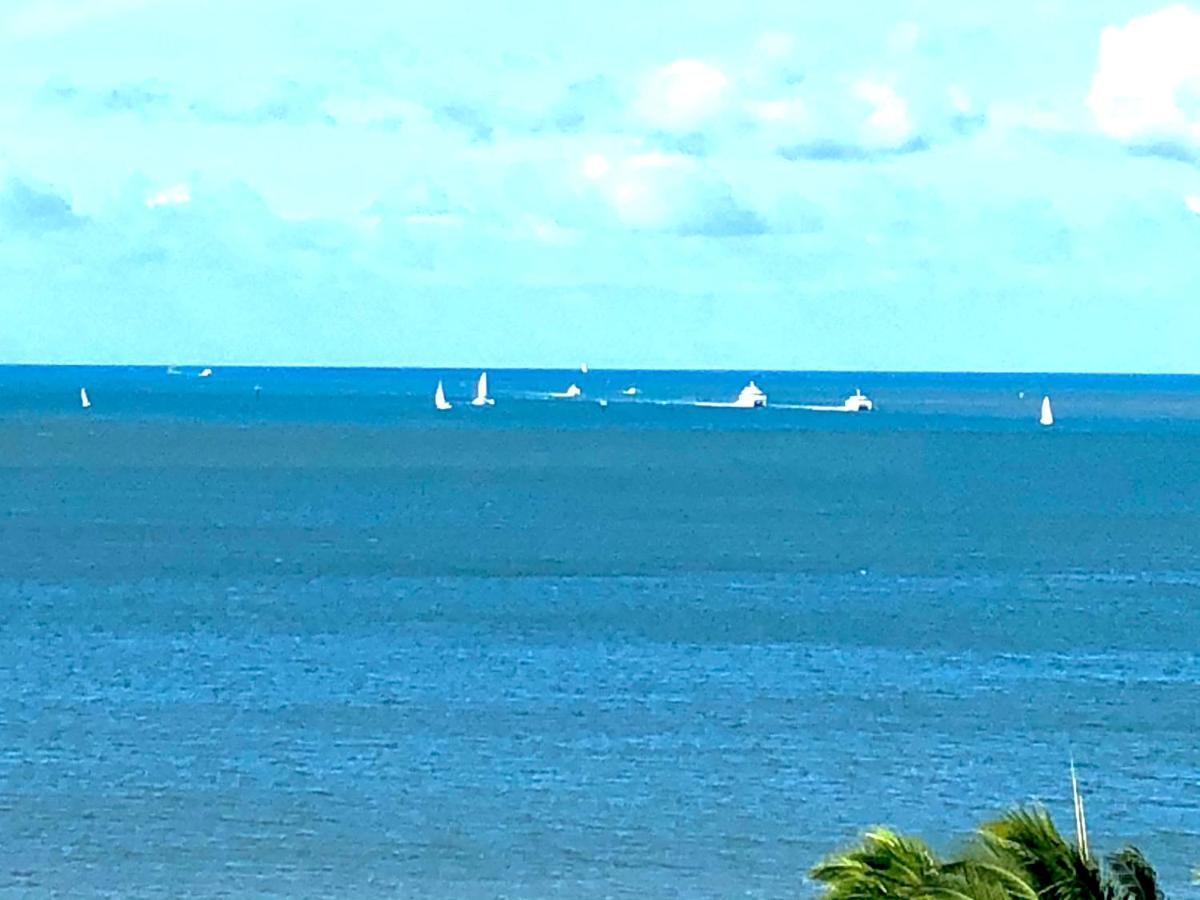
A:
1 367 1198 897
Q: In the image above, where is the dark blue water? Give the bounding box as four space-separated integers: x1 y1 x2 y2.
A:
1 367 1198 898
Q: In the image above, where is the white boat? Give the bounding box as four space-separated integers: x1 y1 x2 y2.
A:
580 363 589 374
470 372 495 407
1040 395 1054 427
843 389 873 412
198 367 213 378
697 380 768 409
623 386 639 396
597 398 608 409
434 380 452 411
732 380 767 408
552 384 583 398
79 388 91 409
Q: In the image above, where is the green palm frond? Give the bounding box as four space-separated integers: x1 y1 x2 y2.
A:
977 806 1104 900
1107 847 1162 900
811 828 1028 900
811 827 945 900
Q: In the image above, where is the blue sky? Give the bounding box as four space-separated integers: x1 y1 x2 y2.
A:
1 0 1198 371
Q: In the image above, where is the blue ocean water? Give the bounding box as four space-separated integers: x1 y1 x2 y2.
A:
1 366 1198 898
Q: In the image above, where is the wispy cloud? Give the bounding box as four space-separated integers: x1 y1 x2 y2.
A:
1088 4 1200 158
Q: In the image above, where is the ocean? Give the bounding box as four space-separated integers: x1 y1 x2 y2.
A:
1 366 1198 898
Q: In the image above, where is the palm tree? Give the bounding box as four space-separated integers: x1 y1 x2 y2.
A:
811 807 1165 900
977 807 1163 900
810 826 1032 900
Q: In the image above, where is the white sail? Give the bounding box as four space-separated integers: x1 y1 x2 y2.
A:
580 363 589 374
434 380 452 410
623 386 639 396
471 371 494 406
1040 395 1054 427
552 384 582 398
79 388 91 409
198 367 213 378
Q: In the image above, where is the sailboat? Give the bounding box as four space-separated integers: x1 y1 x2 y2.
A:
434 380 452 411
623 386 639 396
198 367 213 378
551 384 582 398
79 388 91 409
1040 395 1054 427
470 371 495 407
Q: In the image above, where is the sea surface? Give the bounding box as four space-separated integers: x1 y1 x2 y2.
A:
1 366 1198 898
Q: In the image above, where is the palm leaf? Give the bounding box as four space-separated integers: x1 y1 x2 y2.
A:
1107 847 1162 900
977 806 1104 900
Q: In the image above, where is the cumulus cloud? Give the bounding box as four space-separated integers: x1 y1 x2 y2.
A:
1088 5 1200 155
588 152 764 236
145 183 191 208
776 83 927 162
855 80 915 146
636 59 730 131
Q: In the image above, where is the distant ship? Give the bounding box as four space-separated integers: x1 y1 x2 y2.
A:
80 388 91 409
696 380 767 409
1040 395 1054 427
434 380 452 411
733 380 767 408
843 389 874 412
551 384 583 398
470 372 495 407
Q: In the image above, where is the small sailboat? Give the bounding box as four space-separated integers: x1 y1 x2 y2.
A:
580 363 589 374
198 367 213 378
470 371 495 406
551 383 583 398
434 380 452 411
623 386 639 396
79 388 91 409
1040 395 1054 427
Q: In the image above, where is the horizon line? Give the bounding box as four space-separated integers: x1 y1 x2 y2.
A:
2 363 1199 378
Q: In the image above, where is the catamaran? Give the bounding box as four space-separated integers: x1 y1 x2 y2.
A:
843 389 874 412
1040 395 1054 426
434 380 452 410
471 372 495 406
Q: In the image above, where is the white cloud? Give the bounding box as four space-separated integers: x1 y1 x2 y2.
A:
581 153 610 181
584 152 761 236
1087 4 1200 145
1186 194 1200 215
854 80 914 146
636 59 730 131
145 183 191 208
3 0 155 38
948 85 973 115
